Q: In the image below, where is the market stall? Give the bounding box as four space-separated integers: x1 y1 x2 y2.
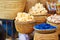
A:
0 0 60 40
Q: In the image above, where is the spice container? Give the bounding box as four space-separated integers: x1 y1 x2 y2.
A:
46 0 57 14
56 2 60 14
47 14 60 34
34 23 57 34
29 3 47 24
25 0 38 12
15 12 35 34
34 23 58 40
33 15 46 24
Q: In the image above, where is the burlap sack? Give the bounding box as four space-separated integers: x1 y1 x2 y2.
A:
34 32 58 40
0 0 26 19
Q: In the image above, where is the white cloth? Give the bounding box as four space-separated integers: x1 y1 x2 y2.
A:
18 33 29 40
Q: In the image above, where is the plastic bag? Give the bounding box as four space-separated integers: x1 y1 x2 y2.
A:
19 33 29 40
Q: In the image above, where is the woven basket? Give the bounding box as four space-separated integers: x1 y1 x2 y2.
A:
47 21 60 34
33 15 47 24
15 20 35 34
25 0 38 12
34 32 58 40
0 0 26 19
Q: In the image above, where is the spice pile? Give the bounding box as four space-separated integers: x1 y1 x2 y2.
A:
29 3 47 15
47 14 60 23
34 23 56 30
16 12 35 22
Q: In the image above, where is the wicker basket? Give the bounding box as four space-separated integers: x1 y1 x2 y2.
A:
47 21 60 34
0 0 26 19
15 20 35 34
25 0 38 12
34 32 58 40
33 15 47 24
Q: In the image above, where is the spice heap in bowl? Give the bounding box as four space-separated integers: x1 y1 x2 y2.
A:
34 23 57 34
29 3 47 15
15 12 35 34
47 14 60 23
16 12 35 23
47 14 60 34
29 3 47 24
